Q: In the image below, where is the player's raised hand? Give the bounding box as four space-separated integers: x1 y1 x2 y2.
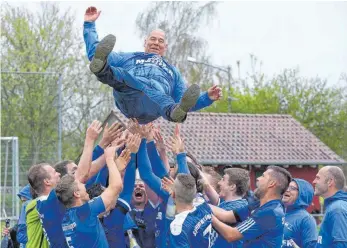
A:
84 6 101 22
208 85 223 101
86 120 103 141
161 176 175 195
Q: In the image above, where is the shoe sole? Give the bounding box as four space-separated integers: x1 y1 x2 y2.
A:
89 34 116 73
171 84 200 122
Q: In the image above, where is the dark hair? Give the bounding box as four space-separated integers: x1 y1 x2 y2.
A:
56 175 77 208
267 166 292 195
27 163 51 195
54 160 74 177
87 183 105 199
224 168 250 197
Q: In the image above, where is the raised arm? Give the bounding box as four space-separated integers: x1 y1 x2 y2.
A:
75 120 102 183
167 124 189 174
101 146 130 210
146 124 169 178
201 172 220 205
83 6 123 63
153 127 171 172
119 134 141 204
138 138 169 201
87 123 123 179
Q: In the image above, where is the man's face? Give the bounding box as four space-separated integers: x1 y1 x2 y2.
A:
282 181 299 206
313 168 329 196
144 30 167 56
76 180 90 203
44 165 61 188
218 174 232 199
132 181 146 205
66 162 78 176
254 170 271 199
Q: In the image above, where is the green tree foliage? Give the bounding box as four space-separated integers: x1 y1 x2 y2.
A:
1 3 113 170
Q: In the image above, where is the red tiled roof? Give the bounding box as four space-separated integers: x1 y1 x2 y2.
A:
105 110 346 166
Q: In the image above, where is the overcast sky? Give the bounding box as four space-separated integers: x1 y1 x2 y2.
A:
7 1 347 86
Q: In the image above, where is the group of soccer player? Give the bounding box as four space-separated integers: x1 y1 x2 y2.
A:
3 119 347 248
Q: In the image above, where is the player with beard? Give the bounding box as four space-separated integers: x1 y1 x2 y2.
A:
210 166 292 248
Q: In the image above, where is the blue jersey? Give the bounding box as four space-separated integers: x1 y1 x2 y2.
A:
317 190 347 248
36 190 68 248
155 200 174 248
83 21 213 124
129 201 159 248
236 199 285 248
101 198 131 248
213 199 248 248
61 196 108 248
169 202 213 248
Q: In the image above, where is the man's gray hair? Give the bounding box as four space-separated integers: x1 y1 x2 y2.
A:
146 28 168 43
174 174 196 204
56 175 78 208
326 166 346 190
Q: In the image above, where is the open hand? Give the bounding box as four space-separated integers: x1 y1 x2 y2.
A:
167 124 184 154
116 149 131 171
126 133 141 154
153 126 166 151
99 122 123 148
86 120 103 141
84 6 101 22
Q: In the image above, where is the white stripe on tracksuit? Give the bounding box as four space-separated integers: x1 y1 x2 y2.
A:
237 218 256 233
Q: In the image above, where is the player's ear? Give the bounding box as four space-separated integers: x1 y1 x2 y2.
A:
44 178 51 186
73 191 80 198
230 183 236 192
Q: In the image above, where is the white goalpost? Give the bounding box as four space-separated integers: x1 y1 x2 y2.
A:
0 137 20 224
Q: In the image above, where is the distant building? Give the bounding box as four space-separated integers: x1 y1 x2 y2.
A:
102 110 346 213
